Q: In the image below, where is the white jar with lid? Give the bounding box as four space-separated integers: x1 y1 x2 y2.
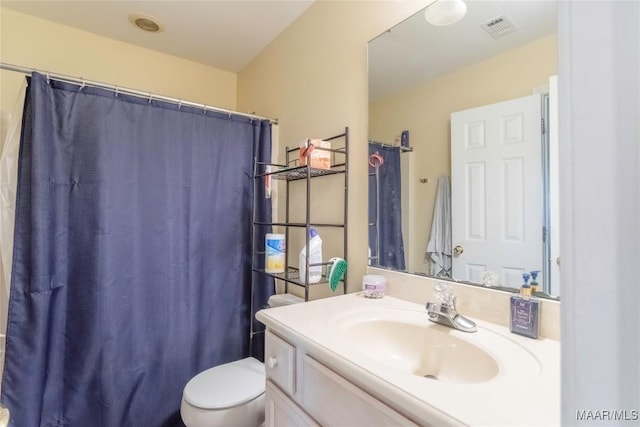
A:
362 275 386 299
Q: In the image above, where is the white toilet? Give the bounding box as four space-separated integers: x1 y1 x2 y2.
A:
180 293 303 427
180 357 265 427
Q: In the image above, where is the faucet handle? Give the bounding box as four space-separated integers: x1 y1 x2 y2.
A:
433 282 456 308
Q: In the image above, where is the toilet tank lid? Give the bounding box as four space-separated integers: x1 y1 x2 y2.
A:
183 357 265 409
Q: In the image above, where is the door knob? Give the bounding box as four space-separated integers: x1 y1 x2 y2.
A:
267 357 278 368
454 245 464 255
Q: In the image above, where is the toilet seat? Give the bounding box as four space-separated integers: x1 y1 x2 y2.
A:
183 357 265 410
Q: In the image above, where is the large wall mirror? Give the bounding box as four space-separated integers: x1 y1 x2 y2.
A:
368 0 560 299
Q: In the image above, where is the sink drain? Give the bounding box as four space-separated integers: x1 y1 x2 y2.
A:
423 374 438 380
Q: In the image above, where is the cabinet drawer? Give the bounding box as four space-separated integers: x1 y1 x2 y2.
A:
301 355 419 427
265 330 296 395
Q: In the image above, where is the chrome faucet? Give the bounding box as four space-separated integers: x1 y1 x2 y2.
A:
425 283 477 333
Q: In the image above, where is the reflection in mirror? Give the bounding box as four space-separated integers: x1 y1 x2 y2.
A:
368 1 559 298
368 142 408 270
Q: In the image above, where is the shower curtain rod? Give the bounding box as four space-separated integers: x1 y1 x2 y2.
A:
1 62 278 125
369 139 413 152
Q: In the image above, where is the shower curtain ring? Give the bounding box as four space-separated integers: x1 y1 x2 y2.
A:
80 79 86 91
115 86 119 97
178 100 182 110
148 93 153 104
46 72 50 84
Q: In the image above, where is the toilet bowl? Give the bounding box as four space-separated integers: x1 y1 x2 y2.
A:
180 357 265 427
180 293 303 427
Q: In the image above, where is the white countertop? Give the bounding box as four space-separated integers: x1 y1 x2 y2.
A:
256 293 560 426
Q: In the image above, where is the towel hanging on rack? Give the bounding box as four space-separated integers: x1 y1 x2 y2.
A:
426 176 452 277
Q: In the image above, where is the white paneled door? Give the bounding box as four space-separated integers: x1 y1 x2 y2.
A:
451 94 543 287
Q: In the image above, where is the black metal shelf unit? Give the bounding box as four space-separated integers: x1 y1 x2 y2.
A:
252 127 349 302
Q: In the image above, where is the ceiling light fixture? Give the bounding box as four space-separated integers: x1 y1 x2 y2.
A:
129 13 164 33
424 0 467 26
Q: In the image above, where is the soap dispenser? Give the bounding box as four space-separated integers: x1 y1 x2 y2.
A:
530 270 540 293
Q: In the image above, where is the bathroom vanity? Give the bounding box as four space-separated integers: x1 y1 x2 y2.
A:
262 329 418 426
256 293 560 426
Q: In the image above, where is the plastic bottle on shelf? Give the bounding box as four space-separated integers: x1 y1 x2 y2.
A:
299 228 323 284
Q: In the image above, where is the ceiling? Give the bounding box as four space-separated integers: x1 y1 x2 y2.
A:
2 0 556 96
1 0 315 73
368 0 557 102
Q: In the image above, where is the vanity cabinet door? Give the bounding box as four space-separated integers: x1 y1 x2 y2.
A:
265 330 296 395
265 380 319 427
301 355 420 427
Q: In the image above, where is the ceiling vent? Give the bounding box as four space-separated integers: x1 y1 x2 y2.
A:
480 14 517 39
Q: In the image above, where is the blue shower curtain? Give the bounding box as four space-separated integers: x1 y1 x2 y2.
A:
368 143 405 270
1 73 272 426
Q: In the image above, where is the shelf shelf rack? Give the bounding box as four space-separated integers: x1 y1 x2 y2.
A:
252 127 349 302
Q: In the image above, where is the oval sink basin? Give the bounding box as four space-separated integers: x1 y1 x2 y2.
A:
331 307 541 384
345 319 498 383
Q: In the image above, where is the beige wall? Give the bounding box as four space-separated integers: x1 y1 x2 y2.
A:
2 2 548 300
369 35 557 273
0 2 433 303
237 0 430 297
0 7 239 332
0 7 237 144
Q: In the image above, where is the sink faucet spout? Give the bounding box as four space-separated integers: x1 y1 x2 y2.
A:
426 284 477 333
